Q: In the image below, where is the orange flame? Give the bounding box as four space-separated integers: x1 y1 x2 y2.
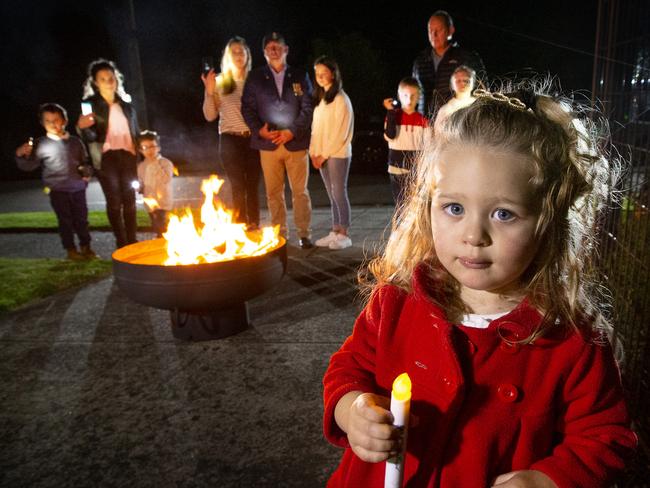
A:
162 175 280 265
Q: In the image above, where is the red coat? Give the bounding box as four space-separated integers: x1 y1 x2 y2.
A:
323 266 636 487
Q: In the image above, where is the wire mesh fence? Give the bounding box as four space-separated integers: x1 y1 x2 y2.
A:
593 0 650 485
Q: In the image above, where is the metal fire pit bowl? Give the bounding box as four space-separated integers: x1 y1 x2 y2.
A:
112 237 287 341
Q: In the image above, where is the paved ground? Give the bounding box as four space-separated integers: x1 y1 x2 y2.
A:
0 172 395 487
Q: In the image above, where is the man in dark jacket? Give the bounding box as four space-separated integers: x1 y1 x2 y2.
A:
241 32 314 248
412 10 485 117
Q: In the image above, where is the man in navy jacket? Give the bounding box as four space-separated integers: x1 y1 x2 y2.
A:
412 10 485 117
241 32 314 248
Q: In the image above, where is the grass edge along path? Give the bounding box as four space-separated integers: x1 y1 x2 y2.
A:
0 210 151 230
0 257 113 313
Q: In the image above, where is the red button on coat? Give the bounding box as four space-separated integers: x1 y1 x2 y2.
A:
497 383 519 402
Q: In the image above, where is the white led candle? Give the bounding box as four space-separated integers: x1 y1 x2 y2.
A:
384 372 411 488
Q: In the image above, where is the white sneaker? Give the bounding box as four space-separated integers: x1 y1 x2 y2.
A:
329 234 352 250
315 231 339 247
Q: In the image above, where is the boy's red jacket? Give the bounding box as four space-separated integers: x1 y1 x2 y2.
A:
323 265 636 487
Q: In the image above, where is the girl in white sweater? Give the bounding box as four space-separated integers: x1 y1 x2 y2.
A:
309 56 355 250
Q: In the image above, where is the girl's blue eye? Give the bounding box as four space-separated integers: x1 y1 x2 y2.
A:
493 208 515 222
444 203 464 216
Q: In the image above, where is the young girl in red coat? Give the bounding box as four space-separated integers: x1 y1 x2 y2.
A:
322 82 637 487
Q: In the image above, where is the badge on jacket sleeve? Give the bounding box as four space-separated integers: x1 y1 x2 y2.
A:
292 82 303 97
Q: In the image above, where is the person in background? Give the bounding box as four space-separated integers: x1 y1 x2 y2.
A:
202 36 261 230
77 58 140 249
309 56 354 250
241 32 314 249
323 82 636 487
15 103 97 260
412 10 485 117
136 130 174 238
383 77 428 208
434 65 478 133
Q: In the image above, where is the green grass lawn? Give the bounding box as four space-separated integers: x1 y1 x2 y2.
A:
0 210 151 229
0 209 204 312
0 257 113 313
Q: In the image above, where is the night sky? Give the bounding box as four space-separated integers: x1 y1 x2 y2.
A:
1 0 598 178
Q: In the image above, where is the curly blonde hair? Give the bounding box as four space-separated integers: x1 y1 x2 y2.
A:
365 79 618 342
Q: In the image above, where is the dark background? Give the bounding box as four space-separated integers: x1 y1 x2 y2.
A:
1 0 598 179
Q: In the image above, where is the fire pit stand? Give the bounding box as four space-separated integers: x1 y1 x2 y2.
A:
170 304 250 341
112 238 287 341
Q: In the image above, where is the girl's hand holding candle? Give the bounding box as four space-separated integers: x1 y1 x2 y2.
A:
334 391 401 464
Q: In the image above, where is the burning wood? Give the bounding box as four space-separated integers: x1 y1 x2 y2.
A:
161 175 280 266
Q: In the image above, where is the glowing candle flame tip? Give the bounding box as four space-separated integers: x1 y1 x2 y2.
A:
392 373 412 402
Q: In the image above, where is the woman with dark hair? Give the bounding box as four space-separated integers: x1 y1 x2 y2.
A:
77 58 140 249
202 36 261 229
309 56 354 250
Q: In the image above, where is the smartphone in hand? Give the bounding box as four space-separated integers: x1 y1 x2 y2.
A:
81 102 93 115
202 56 214 75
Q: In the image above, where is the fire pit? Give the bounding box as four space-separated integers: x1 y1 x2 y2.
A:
111 175 287 341
112 237 286 340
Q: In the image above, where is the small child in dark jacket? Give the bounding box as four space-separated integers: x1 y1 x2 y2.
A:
15 103 97 260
